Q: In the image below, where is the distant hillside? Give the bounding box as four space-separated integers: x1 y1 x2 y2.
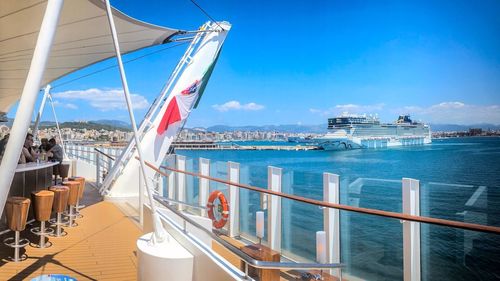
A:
93 119 131 129
40 121 131 132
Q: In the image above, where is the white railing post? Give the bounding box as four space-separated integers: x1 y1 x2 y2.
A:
268 166 282 252
139 167 144 227
96 153 101 186
403 178 421 281
176 155 187 211
324 173 341 276
228 161 240 237
239 166 250 235
106 148 112 171
167 155 176 203
199 158 210 217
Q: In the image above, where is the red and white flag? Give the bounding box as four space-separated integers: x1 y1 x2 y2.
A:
156 80 201 135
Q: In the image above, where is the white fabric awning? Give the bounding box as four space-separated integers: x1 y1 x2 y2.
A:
0 0 181 113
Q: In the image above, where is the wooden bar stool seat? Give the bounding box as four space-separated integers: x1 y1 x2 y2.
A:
49 186 69 237
62 181 80 227
30 190 54 248
3 197 31 262
68 176 85 218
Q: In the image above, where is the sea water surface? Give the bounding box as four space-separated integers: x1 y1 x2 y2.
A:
172 137 500 281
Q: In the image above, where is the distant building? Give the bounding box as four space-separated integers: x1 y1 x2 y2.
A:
469 128 482 136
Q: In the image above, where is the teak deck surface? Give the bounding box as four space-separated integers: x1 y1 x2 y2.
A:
0 184 141 281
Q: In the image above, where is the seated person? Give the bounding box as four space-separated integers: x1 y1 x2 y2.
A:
38 138 50 153
47 138 63 163
19 133 38 164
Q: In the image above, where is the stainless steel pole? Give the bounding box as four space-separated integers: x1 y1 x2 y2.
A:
47 93 67 159
33 85 51 140
104 0 167 243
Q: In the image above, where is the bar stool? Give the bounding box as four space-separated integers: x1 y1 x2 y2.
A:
68 176 85 218
30 190 54 248
49 186 69 237
62 181 80 227
3 197 30 262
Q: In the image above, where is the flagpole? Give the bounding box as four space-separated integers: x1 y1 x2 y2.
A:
104 0 167 244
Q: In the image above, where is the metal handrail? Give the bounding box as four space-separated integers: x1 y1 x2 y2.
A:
154 195 343 270
139 158 500 235
66 147 96 154
156 196 206 210
94 148 115 161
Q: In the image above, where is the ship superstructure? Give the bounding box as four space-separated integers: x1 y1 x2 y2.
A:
316 113 431 150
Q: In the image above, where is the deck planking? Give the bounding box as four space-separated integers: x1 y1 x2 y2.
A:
0 183 141 281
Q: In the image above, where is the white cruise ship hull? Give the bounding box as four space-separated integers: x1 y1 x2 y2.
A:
316 124 432 150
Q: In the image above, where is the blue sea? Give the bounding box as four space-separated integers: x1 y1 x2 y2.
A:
172 137 500 280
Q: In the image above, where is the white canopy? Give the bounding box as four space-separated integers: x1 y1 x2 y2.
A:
0 0 181 113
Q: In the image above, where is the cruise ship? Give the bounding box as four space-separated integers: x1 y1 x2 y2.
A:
316 113 432 150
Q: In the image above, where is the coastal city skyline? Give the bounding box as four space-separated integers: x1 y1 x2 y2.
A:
5 0 500 127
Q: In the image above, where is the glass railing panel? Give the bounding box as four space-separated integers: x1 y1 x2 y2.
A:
421 182 500 280
239 163 268 242
184 157 197 206
161 154 177 203
340 176 403 281
281 169 323 262
210 160 228 195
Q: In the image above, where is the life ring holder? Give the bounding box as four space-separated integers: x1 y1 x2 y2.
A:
207 190 229 229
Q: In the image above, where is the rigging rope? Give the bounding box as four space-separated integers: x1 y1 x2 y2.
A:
189 0 225 31
51 41 189 89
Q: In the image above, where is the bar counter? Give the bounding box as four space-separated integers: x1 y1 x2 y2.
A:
1 161 58 232
9 161 58 198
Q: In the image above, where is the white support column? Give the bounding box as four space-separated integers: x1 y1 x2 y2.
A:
176 155 187 211
199 158 210 217
324 173 341 277
228 161 240 237
268 166 282 252
0 0 63 217
403 178 421 281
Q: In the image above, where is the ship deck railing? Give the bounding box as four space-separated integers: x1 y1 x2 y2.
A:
66 148 500 281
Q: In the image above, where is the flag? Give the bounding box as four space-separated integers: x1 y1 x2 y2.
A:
157 80 200 135
156 46 223 136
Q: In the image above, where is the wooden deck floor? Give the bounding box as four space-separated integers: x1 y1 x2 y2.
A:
0 186 142 281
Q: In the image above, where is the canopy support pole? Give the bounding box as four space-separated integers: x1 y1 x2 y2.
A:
33 85 51 141
0 0 63 217
104 0 167 244
47 90 68 159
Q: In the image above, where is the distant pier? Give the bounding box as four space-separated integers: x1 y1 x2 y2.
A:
172 141 319 151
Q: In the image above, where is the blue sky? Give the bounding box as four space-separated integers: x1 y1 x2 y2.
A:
15 0 500 126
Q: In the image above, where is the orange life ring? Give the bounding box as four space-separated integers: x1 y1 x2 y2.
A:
207 190 229 229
